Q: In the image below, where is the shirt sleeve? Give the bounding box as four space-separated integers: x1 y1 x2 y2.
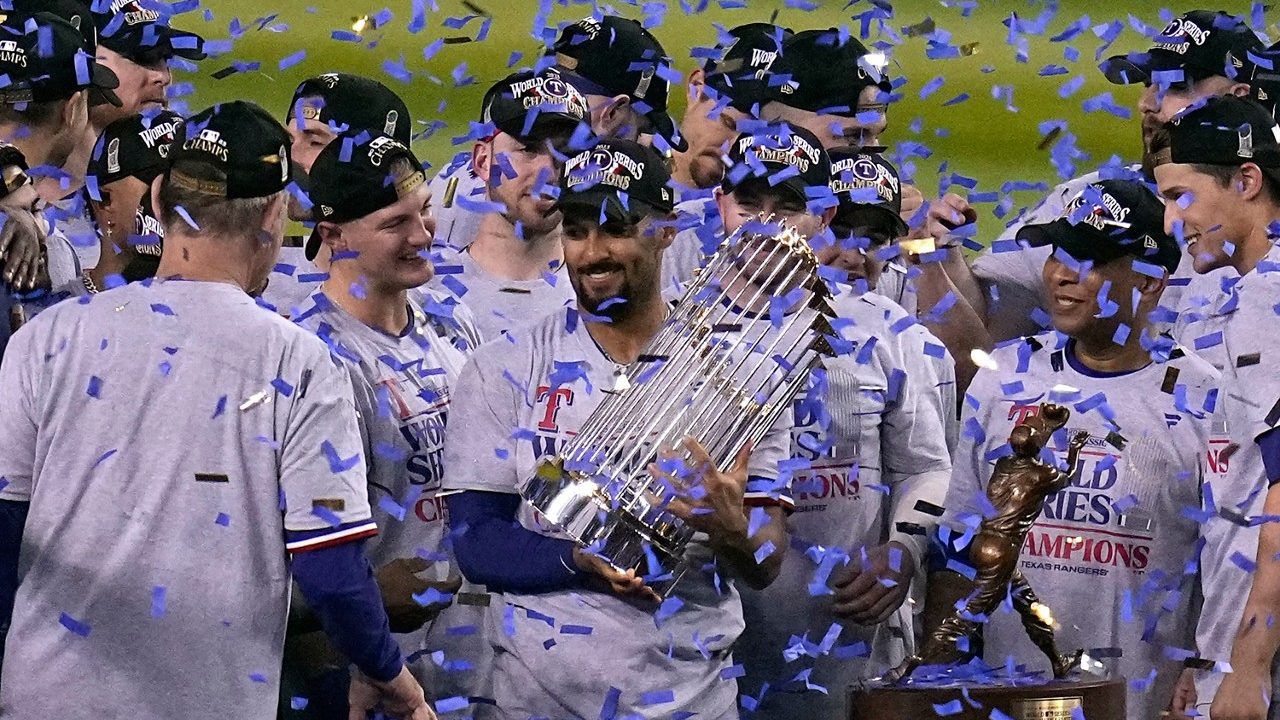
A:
280 350 377 552
881 325 954 562
940 365 1001 528
442 346 523 495
0 325 37 502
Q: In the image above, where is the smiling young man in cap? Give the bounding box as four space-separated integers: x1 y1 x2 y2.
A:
0 101 433 719
289 132 481 718
429 14 684 251
971 10 1261 344
0 9 121 358
722 137 955 719
442 136 792 719
425 69 588 340
1148 96 1280 720
261 72 413 318
925 178 1219 720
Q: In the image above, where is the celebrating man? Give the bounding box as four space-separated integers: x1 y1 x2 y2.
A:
930 179 1219 720
426 69 588 339
0 101 433 719
1150 96 1280 720
443 137 792 718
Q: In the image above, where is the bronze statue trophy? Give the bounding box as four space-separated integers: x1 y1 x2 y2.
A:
848 404 1126 720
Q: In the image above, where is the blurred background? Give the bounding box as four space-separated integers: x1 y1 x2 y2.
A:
169 1 1273 239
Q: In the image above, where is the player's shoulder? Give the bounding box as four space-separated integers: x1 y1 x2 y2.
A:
988 330 1063 367
410 285 484 352
1159 340 1222 385
831 288 919 337
468 305 574 370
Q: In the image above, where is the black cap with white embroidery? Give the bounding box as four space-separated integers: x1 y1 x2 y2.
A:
1156 95 1280 168
1017 179 1181 274
166 101 291 200
555 138 674 222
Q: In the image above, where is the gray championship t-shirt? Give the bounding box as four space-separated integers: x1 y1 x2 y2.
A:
1191 242 1280 706
0 280 374 720
296 288 489 705
943 332 1220 720
442 306 793 720
737 291 955 718
260 245 325 319
426 244 573 341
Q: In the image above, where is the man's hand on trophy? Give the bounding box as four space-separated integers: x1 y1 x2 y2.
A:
572 548 661 603
374 557 463 634
830 541 915 625
655 438 752 545
347 666 438 720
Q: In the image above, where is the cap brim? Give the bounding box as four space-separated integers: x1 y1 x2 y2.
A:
554 190 665 223
89 62 122 107
838 204 908 240
1015 220 1066 248
1101 55 1153 85
304 226 322 262
645 110 687 152
163 29 207 60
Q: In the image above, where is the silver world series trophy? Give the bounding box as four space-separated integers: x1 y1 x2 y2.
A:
519 222 837 594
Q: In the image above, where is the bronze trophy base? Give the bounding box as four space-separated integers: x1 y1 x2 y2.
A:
849 677 1125 720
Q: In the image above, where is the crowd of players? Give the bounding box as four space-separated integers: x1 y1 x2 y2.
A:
2 3 1280 720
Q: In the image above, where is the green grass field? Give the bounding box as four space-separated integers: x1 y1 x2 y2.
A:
170 0 1270 230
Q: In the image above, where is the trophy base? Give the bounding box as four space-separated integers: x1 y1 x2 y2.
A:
849 677 1124 720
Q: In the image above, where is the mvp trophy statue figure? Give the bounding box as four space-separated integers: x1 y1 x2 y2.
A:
848 403 1126 720
888 403 1087 683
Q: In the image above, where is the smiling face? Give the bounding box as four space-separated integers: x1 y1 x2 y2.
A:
561 205 671 320
324 181 435 293
1154 162 1243 273
1040 249 1161 342
477 131 566 237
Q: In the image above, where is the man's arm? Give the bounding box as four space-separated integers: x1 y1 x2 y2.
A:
0 499 27 660
1209 429 1280 720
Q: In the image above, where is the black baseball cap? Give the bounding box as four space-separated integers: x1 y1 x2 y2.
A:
166 101 291 200
1156 95 1280 168
555 137 674 223
0 11 121 107
91 0 206 63
828 148 909 239
88 109 182 186
702 23 793 112
480 69 589 142
289 73 412 146
548 15 686 152
765 28 892 117
1016 179 1181 274
1101 11 1260 86
721 124 830 203
1249 40 1280 120
305 134 427 261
